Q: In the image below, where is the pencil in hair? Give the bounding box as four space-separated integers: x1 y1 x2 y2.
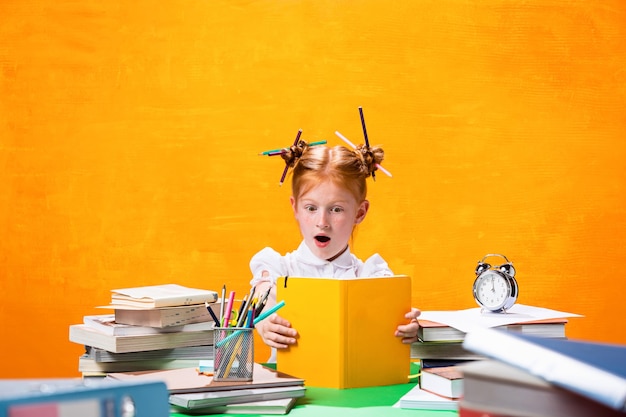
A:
279 129 302 185
358 106 375 181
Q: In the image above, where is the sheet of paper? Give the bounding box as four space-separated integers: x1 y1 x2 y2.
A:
418 304 583 333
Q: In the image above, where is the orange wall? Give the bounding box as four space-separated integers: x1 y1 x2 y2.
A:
1 0 625 378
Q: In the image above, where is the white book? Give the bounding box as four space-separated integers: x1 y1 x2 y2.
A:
85 345 213 363
110 284 218 308
169 385 305 409
172 398 298 415
170 397 298 415
69 324 214 353
78 355 201 373
395 384 458 411
83 314 213 336
420 365 463 399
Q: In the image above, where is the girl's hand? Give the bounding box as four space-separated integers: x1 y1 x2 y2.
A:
395 307 421 344
255 313 298 348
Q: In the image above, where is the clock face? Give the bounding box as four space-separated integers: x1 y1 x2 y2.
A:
474 270 514 311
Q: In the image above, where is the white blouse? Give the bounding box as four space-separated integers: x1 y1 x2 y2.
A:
249 240 393 287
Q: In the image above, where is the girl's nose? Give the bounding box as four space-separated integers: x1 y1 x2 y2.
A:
316 212 330 229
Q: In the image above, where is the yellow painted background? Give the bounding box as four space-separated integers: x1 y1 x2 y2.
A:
1 0 625 378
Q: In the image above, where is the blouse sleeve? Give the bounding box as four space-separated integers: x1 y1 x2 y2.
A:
360 253 394 277
249 247 288 287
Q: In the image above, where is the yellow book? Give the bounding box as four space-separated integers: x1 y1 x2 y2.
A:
276 275 412 389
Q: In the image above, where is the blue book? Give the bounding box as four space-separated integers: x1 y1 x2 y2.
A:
463 327 626 411
0 379 169 417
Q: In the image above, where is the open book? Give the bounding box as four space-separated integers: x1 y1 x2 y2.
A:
170 397 299 415
169 386 304 410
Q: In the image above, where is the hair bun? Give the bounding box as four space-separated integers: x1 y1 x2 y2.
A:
280 140 309 168
355 144 385 178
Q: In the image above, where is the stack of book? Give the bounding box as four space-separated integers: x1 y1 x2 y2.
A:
107 363 306 415
401 304 581 410
460 327 626 416
69 284 220 377
412 314 570 362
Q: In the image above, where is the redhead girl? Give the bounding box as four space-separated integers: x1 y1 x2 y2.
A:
250 142 420 361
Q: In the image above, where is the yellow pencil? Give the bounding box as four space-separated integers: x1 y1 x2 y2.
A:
223 333 245 378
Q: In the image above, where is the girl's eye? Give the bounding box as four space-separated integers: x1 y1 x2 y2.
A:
330 207 343 213
305 205 317 212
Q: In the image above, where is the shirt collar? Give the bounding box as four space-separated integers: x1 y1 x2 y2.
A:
294 240 354 270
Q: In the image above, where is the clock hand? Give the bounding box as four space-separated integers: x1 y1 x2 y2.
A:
491 276 495 292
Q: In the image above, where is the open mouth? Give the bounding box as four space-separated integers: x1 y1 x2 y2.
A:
315 235 330 243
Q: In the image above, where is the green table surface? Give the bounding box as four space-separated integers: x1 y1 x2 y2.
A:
170 364 459 417
170 383 458 417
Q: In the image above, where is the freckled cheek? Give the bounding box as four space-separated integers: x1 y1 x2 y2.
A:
330 217 351 230
299 214 318 228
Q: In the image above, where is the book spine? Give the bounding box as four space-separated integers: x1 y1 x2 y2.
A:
339 280 348 389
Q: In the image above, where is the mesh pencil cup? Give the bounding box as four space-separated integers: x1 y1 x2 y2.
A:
213 327 254 382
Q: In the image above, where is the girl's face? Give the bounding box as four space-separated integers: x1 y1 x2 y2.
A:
290 180 369 260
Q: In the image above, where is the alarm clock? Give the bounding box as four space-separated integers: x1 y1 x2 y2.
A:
473 254 518 312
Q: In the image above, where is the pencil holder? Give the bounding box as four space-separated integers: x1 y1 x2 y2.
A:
213 327 254 382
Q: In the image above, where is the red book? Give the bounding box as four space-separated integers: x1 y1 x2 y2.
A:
420 365 463 399
459 402 513 417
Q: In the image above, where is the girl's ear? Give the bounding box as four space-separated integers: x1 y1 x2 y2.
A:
355 200 370 224
290 196 297 216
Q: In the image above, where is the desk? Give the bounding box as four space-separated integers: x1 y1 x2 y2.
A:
170 383 458 417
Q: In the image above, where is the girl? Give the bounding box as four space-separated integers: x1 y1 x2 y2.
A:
250 140 420 361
